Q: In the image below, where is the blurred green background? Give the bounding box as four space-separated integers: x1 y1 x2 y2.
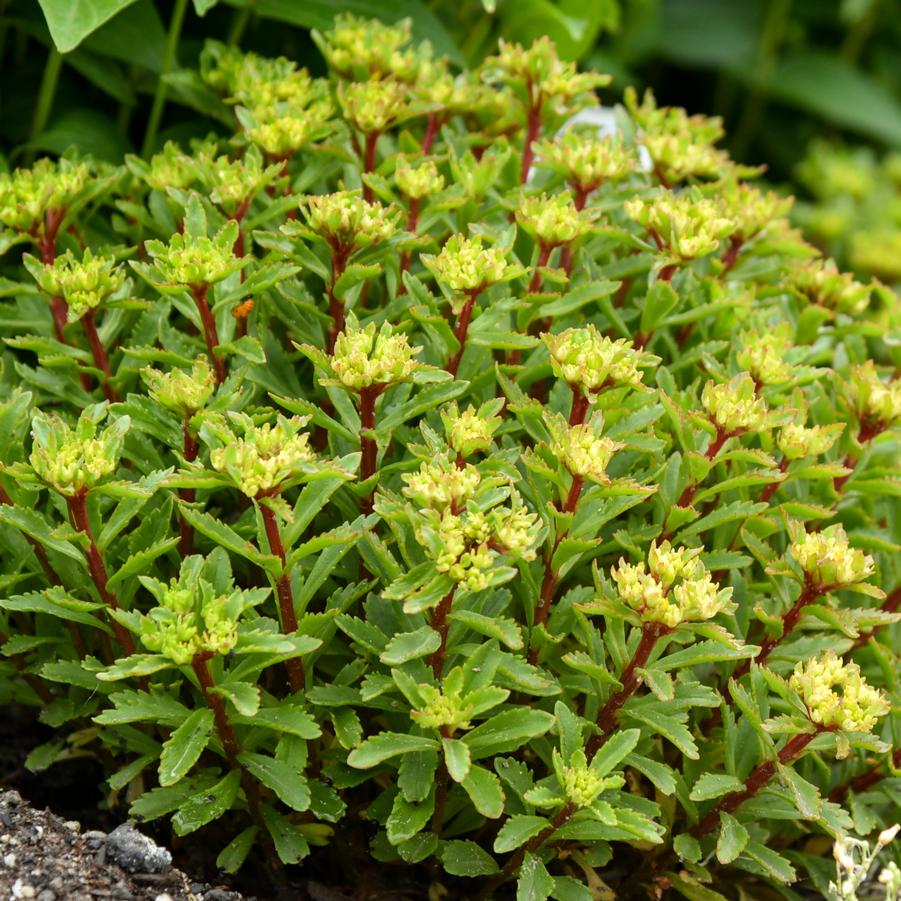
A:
2 0 901 277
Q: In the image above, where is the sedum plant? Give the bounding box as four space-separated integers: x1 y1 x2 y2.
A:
0 21 899 901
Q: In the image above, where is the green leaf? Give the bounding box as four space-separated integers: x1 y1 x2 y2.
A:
440 840 500 876
94 690 190 726
260 805 310 864
448 609 524 650
158 709 214 786
38 0 138 52
461 765 505 818
97 654 174 681
442 738 472 783
689 772 745 802
106 538 178 588
494 815 549 854
624 707 699 760
379 626 441 665
398 750 440 802
463 709 556 759
386 790 434 845
777 763 820 819
716 812 749 865
552 876 593 901
231 705 321 739
673 832 702 863
179 506 273 569
347 733 440 769
0 507 83 561
741 840 797 883
216 826 258 874
590 728 640 776
210 681 261 717
238 752 311 811
172 769 241 836
517 851 555 901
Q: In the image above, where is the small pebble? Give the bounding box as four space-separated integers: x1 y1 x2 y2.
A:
12 880 36 899
106 823 171 875
82 829 106 847
4 852 17 866
36 891 56 901
63 820 80 832
154 894 174 901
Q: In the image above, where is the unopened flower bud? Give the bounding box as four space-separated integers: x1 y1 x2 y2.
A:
701 374 768 434
790 524 875 588
330 319 422 390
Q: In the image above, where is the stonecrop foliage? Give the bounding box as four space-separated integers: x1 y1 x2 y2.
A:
0 17 899 901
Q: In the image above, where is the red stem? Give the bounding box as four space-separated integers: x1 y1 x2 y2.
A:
191 285 226 384
362 131 380 204
192 652 241 761
259 500 304 693
421 112 442 154
66 491 135 656
81 310 119 402
326 244 350 355
569 387 590 427
397 197 421 295
447 290 479 377
721 236 743 274
519 88 542 185
676 427 732 509
759 457 790 505
835 418 884 492
585 621 671 758
829 746 901 803
428 587 457 679
658 263 679 283
358 384 385 513
178 424 198 557
528 244 553 294
690 730 822 837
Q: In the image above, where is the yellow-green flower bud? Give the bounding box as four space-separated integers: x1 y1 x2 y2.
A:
735 329 793 387
543 325 653 398
625 87 723 149
338 80 408 135
850 361 901 428
790 525 875 588
643 131 734 185
440 400 503 458
516 191 594 248
422 234 522 294
546 412 622 484
205 148 284 214
490 502 540 562
209 413 317 498
0 158 91 233
141 357 216 418
701 374 768 434
300 191 399 251
242 99 335 158
411 683 473 733
557 750 618 808
786 258 872 315
394 158 445 200
319 14 419 82
331 319 421 390
29 405 129 497
535 130 636 193
625 191 736 262
143 222 245 289
140 140 213 192
402 456 481 510
777 421 844 461
789 652 889 734
29 249 125 322
647 540 702 589
718 181 794 243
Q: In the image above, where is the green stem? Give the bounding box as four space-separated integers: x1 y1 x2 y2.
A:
28 45 63 157
141 0 189 157
227 3 253 46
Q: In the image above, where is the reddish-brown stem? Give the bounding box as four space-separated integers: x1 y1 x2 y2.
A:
850 585 901 651
614 277 633 309
721 236 744 274
326 244 350 355
676 427 732 509
569 387 590 427
528 243 553 294
520 89 543 185
192 652 241 762
259 500 304 693
178 424 198 557
835 418 885 492
81 310 119 402
397 196 421 295
675 322 695 347
428 587 457 679
447 290 479 377
362 131 380 204
66 491 135 656
586 622 672 758
829 746 901 803
36 209 71 343
421 112 442 154
358 384 385 514
658 263 679 283
191 285 226 384
691 730 822 837
759 457 790 505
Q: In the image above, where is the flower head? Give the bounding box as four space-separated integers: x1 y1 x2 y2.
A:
0 158 90 233
318 14 420 82
516 191 594 248
790 525 875 588
411 682 473 733
402 456 481 510
28 249 126 322
338 79 408 135
789 652 889 734
395 158 445 200
422 234 522 294
330 319 422 390
701 374 768 434
735 328 793 388
786 258 872 315
535 130 636 193
440 400 503 459
141 357 216 418
777 421 844 461
143 222 246 289
546 412 622 484
299 191 399 252
850 361 901 428
554 749 622 808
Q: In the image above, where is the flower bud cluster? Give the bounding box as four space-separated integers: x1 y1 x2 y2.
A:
536 130 636 193
789 652 889 734
331 320 422 390
422 234 521 294
205 148 284 215
402 457 482 510
701 374 768 434
516 192 594 248
0 158 90 233
543 325 653 397
411 682 473 733
141 357 216 418
29 406 129 497
625 191 736 262
394 158 445 200
319 14 420 82
242 99 335 159
777 420 843 461
139 567 244 665
786 258 872 314
144 223 245 289
555 750 620 808
30 249 125 322
300 191 399 252
735 329 793 387
338 80 409 136
790 525 875 588
440 400 503 459
718 181 794 243
850 361 901 428
546 412 622 484
611 541 732 627
140 140 215 192
643 131 734 185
